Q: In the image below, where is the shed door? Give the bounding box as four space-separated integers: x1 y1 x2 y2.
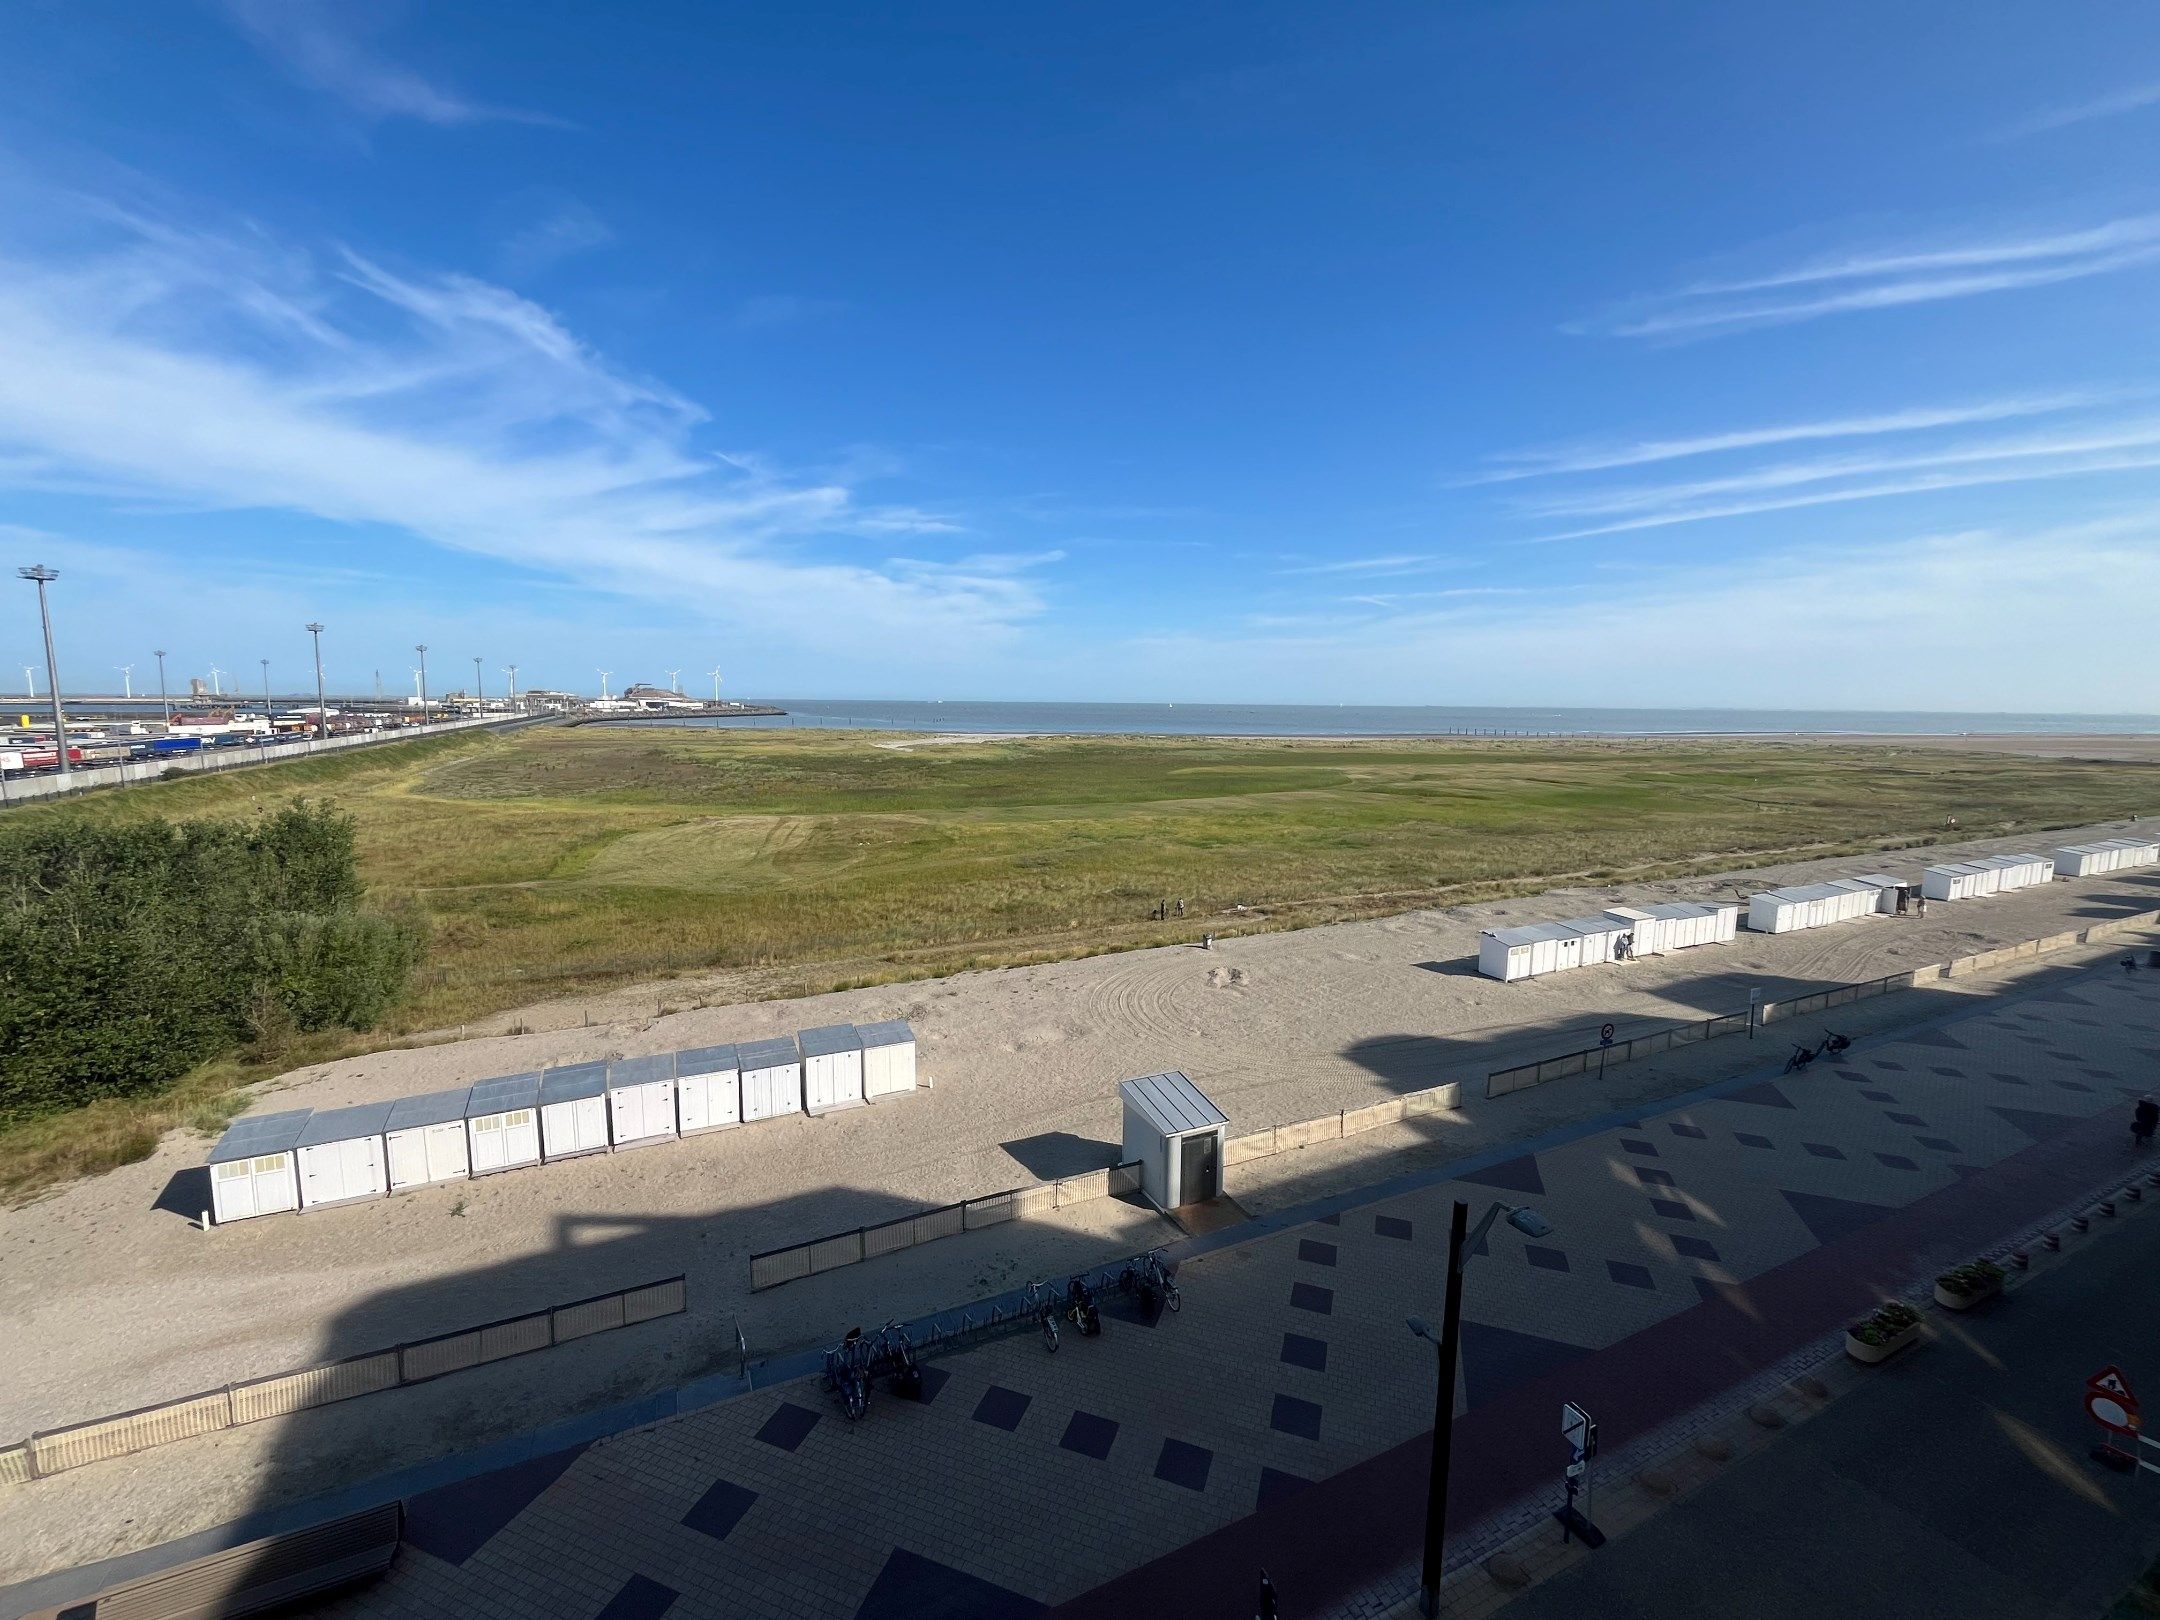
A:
578 1096 608 1150
679 1074 709 1132
609 1089 642 1142
388 1130 428 1189
1177 1131 1221 1206
471 1115 505 1172
253 1153 296 1214
425 1121 468 1182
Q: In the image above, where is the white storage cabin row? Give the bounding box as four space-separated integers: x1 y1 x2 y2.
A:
1920 852 2053 902
205 1020 919 1223
2054 838 2160 877
1748 874 1904 934
1477 901 1737 982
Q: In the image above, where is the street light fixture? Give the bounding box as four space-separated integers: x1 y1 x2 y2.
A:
473 655 484 713
305 623 326 741
17 565 70 781
153 649 170 728
1405 1200 1555 1617
260 658 272 758
415 644 429 725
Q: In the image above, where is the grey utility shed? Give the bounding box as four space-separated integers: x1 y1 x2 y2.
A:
605 1053 678 1150
859 1019 918 1101
798 1023 866 1115
738 1035 804 1123
675 1044 742 1135
384 1087 473 1193
539 1061 611 1160
208 1109 311 1224
465 1072 542 1175
1119 1070 1229 1212
295 1102 394 1210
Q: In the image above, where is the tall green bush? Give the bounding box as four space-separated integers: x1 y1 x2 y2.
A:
0 800 424 1121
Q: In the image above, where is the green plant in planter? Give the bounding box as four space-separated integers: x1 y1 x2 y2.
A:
1935 1259 2005 1296
1850 1300 1922 1344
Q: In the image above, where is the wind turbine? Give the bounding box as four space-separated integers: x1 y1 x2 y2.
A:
666 668 681 693
116 664 133 698
410 667 424 702
21 665 34 698
207 663 225 696
502 664 519 705
709 667 724 702
597 670 612 699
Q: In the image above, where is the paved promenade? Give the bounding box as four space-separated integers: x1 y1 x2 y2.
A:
251 964 2160 1617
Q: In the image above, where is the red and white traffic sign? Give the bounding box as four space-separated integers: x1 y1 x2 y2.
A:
2091 1366 2137 1401
2087 1367 2142 1437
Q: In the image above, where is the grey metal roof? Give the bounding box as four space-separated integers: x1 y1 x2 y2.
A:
1558 915 1628 938
207 1108 312 1164
1119 1070 1228 1136
540 1061 608 1104
738 1035 801 1071
385 1088 472 1132
675 1043 739 1077
294 1101 395 1149
797 1023 862 1058
1852 873 1904 888
465 1072 541 1117
857 1019 914 1049
607 1052 675 1088
1924 862 1980 876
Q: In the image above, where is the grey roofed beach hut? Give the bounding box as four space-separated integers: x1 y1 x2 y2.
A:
859 1019 918 1101
605 1052 678 1150
674 1044 741 1135
465 1072 542 1175
1120 1071 1228 1211
539 1060 611 1160
798 1023 866 1115
737 1035 804 1122
384 1087 473 1192
207 1108 311 1223
294 1102 394 1210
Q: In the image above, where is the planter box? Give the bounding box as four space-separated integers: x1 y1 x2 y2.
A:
1934 1277 2002 1312
1845 1321 1922 1365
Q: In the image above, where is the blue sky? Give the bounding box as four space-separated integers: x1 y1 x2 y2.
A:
1 2 2157 708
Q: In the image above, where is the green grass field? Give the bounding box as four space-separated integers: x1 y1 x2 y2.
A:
25 722 2160 1034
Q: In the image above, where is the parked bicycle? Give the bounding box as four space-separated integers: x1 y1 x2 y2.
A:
875 1319 924 1399
1064 1274 1103 1337
1783 1042 1817 1074
1118 1247 1184 1315
1822 1030 1851 1056
1024 1279 1061 1352
823 1326 874 1419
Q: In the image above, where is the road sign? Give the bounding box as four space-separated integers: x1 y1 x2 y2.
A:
1562 1401 1596 1455
2091 1366 2138 1402
2088 1391 2140 1436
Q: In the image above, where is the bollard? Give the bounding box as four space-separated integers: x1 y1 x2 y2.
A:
2100 1200 2118 1218
2009 1251 2030 1270
2072 1214 2091 1233
2129 1185 2145 1204
2045 1231 2062 1251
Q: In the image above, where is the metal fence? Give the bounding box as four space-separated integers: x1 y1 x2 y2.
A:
1223 1081 1463 1167
1484 909 2160 1101
0 1275 685 1484
751 1166 1143 1290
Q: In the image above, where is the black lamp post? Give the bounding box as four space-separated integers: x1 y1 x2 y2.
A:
1406 1198 1554 1616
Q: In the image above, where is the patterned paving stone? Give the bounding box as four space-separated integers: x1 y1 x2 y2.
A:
1256 1468 1316 1511
855 1549 1045 1620
1280 1331 1329 1371
1860 1091 1896 1102
402 1442 592 1565
1061 1411 1120 1461
973 1386 1032 1432
1297 1239 1339 1267
1781 1188 1895 1245
1458 1153 1545 1195
1734 1133 1774 1149
2057 1079 2095 1092
1885 1112 1926 1126
1669 1234 1719 1261
1526 1246 1569 1272
595 1574 677 1620
1648 1198 1694 1220
1270 1394 1324 1440
1290 1282 1334 1315
1874 1059 1907 1071
1459 1320 1593 1401
1875 1153 1920 1171
1635 1168 1676 1187
1156 1439 1213 1492
1915 1136 1959 1152
1375 1214 1414 1240
1668 1123 1708 1139
1315 1212 1341 1226
1928 1065 1962 1077
1620 1139 1659 1157
1993 1104 2085 1140
1726 1081 1796 1109
1804 1142 1847 1159
913 1365 953 1405
681 1478 757 1542
1607 1261 1655 1290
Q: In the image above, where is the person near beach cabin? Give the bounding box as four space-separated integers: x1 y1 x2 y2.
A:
2134 1096 2158 1148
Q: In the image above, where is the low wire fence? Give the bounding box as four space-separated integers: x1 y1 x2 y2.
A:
0 1275 685 1485
1485 908 2160 1101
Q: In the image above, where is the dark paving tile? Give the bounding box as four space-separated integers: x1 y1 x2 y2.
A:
404 1442 593 1565
1885 1112 1926 1127
2056 1079 2095 1093
1297 1238 1339 1267
1873 1060 1907 1072
1804 1142 1847 1159
596 1574 678 1620
855 1548 1046 1620
1635 1167 1677 1187
754 1403 820 1453
1727 1080 1797 1109
1281 1332 1329 1371
1290 1282 1334 1315
1526 1245 1569 1272
1458 1153 1545 1195
1374 1214 1414 1240
1607 1260 1655 1289
681 1478 757 1543
1860 1091 1897 1103
1458 1320 1593 1403
911 1365 952 1405
1155 1438 1213 1492
972 1385 1032 1432
1620 1139 1660 1157
1993 1105 2085 1141
1929 1066 1965 1078
1669 1234 1719 1261
1734 1132 1774 1149
1915 1136 1959 1152
1649 1198 1695 1221
1315 1212 1341 1226
1271 1393 1324 1440
1060 1410 1119 1460
1875 1153 1921 1170
1783 1188 1896 1245
1667 1123 1708 1139
1902 1028 1966 1050
1256 1467 1316 1511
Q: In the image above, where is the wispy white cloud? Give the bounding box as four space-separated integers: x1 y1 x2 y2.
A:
220 0 566 128
2001 81 2160 140
499 199 613 277
1580 215 2160 339
1273 553 1462 578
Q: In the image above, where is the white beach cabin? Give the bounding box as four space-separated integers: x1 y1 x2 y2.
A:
464 1073 542 1176
1922 862 1992 902
798 1023 867 1115
859 1019 919 1101
605 1053 678 1151
384 1087 473 1193
539 1061 611 1161
294 1102 393 1210
1119 1070 1229 1212
207 1108 310 1224
737 1035 805 1122
674 1044 742 1135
